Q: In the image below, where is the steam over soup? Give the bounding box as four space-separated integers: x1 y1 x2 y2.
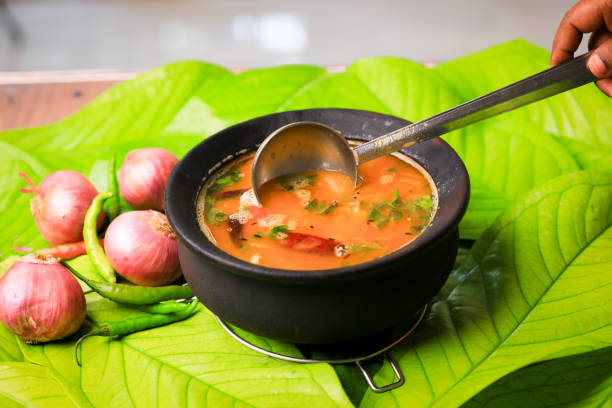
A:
196 152 435 270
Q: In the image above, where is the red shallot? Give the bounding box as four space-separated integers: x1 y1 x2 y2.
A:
118 148 178 211
104 210 181 286
19 171 102 244
0 254 86 343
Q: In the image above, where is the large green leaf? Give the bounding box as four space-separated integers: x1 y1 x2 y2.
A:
360 171 612 408
433 39 612 235
462 347 612 408
445 122 579 238
0 325 22 363
15 295 352 408
346 57 464 121
435 39 612 172
278 58 464 119
0 362 77 407
191 65 327 124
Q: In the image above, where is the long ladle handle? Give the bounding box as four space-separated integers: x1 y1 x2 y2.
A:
353 53 597 164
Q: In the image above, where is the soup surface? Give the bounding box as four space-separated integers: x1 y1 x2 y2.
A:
197 152 435 270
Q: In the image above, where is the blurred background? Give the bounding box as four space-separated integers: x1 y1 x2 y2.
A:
0 0 585 71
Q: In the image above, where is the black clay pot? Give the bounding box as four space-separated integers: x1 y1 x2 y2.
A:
166 108 469 344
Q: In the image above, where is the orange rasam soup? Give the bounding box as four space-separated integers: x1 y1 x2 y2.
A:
196 152 436 270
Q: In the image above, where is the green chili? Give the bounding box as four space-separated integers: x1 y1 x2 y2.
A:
125 300 195 314
62 261 193 305
103 155 120 220
84 192 115 283
75 299 199 365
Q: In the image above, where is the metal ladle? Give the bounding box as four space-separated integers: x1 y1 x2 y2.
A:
252 54 597 202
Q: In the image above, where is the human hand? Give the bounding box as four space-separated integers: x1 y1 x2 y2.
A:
552 0 612 97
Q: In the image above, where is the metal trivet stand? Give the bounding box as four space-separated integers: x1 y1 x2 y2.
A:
216 304 428 393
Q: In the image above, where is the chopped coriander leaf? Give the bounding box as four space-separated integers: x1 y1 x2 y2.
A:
377 217 389 229
305 198 335 215
368 208 389 229
238 244 251 252
269 225 289 237
372 190 406 211
318 201 337 215
207 185 223 194
373 200 388 209
391 189 402 206
368 208 386 222
414 196 433 210
305 198 319 211
390 209 403 222
215 170 242 186
293 175 316 187
411 225 424 232
252 232 263 238
280 174 316 191
388 168 396 172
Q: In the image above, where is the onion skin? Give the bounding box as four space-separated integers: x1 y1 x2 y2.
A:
0 254 86 344
104 210 181 286
21 170 102 244
119 148 178 211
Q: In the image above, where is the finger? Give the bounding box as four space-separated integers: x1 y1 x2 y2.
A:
589 29 612 50
595 78 612 97
587 37 612 78
551 14 583 65
551 0 612 65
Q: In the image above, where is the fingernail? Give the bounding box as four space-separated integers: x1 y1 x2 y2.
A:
588 53 609 78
